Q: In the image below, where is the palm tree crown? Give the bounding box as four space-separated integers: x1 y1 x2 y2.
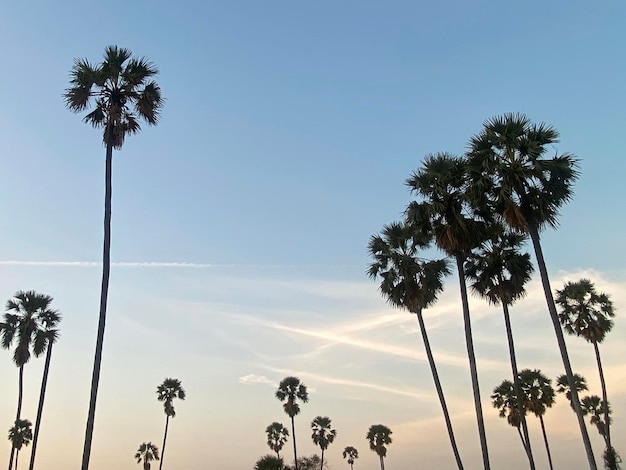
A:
135 442 160 470
8 419 33 452
342 446 358 468
366 424 392 458
311 416 336 452
491 380 522 428
276 377 309 418
157 378 186 417
266 422 289 457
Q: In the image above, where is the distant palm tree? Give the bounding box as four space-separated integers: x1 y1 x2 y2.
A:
311 416 336 470
491 380 525 447
580 396 610 439
367 221 463 469
276 377 309 470
156 378 185 470
266 422 289 458
65 46 163 470
556 373 588 410
8 419 32 470
135 442 160 470
254 455 285 470
342 446 358 470
366 424 392 470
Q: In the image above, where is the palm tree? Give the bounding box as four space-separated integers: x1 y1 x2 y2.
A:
64 46 163 470
366 424 392 470
8 419 32 470
556 279 615 447
156 378 185 470
1 291 55 470
519 369 556 470
491 380 526 448
311 417 336 470
406 153 490 470
367 221 463 469
276 377 309 470
135 442 160 470
266 422 289 458
465 227 535 469
467 113 596 469
342 446 358 470
556 373 588 409
254 455 285 470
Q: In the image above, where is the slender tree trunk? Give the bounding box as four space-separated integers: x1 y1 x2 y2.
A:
9 366 25 470
527 219 596 470
517 426 526 449
320 448 324 470
593 341 611 447
455 254 490 470
539 416 554 470
159 415 170 470
415 311 464 469
379 454 385 470
13 452 18 470
28 343 53 470
291 416 298 470
501 302 535 469
81 143 113 470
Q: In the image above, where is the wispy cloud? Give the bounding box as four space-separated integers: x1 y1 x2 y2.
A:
238 374 277 387
0 260 359 268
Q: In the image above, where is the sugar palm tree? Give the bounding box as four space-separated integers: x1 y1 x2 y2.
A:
556 279 615 447
64 46 163 470
276 377 308 470
156 378 185 470
491 380 526 448
556 373 588 409
342 446 358 470
135 442 159 470
1 291 55 470
366 425 392 470
467 113 595 469
465 228 535 469
406 153 490 470
311 416 336 470
368 221 463 469
8 419 32 470
266 422 289 458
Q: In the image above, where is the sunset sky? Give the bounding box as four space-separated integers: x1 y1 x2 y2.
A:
1 1 625 469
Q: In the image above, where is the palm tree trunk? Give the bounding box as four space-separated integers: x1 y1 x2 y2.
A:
379 454 385 470
81 143 113 470
28 343 53 470
9 366 25 470
539 415 554 470
13 452 18 470
320 448 324 470
593 341 610 447
415 310 464 469
527 219 596 470
501 302 535 469
159 415 170 470
290 416 298 470
455 254 490 470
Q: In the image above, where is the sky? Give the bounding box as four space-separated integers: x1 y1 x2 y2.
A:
0 1 625 469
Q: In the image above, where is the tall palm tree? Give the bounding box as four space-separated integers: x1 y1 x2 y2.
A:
64 46 163 470
8 419 32 470
1 291 55 470
406 153 490 470
311 417 336 470
135 442 159 470
465 228 535 469
366 424 392 470
519 369 556 470
556 279 615 447
367 221 463 469
156 378 185 470
342 446 358 470
276 377 309 470
266 422 289 458
491 380 526 448
467 113 596 469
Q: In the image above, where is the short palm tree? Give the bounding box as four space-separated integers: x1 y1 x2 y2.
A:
156 378 185 470
8 418 32 470
266 422 289 458
467 113 595 469
366 424 392 470
135 442 160 470
556 373 588 409
556 279 615 447
311 416 336 470
367 221 463 469
491 380 525 447
65 46 163 470
406 153 490 470
255 455 285 470
342 446 358 470
276 377 309 470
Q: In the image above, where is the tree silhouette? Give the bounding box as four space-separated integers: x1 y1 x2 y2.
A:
156 378 185 470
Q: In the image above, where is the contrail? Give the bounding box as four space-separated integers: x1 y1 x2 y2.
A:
0 260 359 268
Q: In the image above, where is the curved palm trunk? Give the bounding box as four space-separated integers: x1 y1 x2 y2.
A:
290 416 299 470
9 365 25 470
455 255 490 470
28 343 53 470
415 311 464 469
593 341 610 447
527 220 596 470
159 415 170 470
539 415 554 470
501 302 535 469
81 143 113 470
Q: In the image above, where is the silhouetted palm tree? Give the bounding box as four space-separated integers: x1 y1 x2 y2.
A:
276 377 309 470
366 425 392 470
266 422 289 458
65 46 163 470
342 446 358 470
491 380 525 447
368 221 463 469
156 378 185 470
556 373 588 409
254 455 285 470
8 419 32 470
311 417 336 470
135 442 159 470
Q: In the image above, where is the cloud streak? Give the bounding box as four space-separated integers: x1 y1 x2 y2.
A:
0 260 359 268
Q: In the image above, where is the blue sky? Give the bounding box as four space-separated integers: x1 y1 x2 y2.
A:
1 1 625 469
